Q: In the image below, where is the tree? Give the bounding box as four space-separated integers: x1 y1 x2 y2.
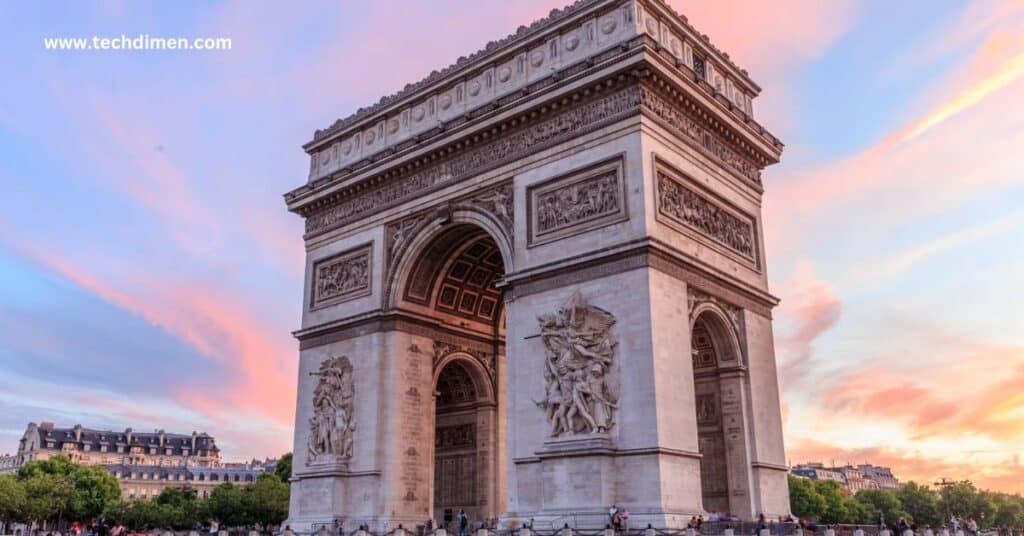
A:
813 480 851 524
15 455 120 525
206 482 249 527
155 486 203 529
68 464 121 522
993 500 1024 529
274 453 293 483
20 471 75 525
789 476 827 520
0 474 27 527
898 482 941 527
855 489 906 525
243 473 290 530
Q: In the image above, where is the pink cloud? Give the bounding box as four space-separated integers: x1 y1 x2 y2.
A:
775 261 842 380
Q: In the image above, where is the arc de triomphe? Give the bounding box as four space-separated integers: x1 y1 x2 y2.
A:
283 0 789 530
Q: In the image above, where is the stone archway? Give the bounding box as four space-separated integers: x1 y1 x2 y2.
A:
394 222 508 527
690 306 753 517
432 356 496 526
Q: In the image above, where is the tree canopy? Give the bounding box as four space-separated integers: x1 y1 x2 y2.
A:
787 476 1024 529
0 453 293 531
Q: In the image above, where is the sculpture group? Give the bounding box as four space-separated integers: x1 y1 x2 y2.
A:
308 356 355 462
536 292 619 437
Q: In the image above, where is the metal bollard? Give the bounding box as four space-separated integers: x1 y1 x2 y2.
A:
724 529 734 536
560 526 574 536
824 529 835 536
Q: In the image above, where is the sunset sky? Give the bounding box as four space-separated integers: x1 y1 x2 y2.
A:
1 1 1022 493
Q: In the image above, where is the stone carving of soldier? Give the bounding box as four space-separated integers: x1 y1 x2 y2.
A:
308 357 355 462
537 292 618 437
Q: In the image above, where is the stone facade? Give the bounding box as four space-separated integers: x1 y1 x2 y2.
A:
283 0 788 531
9 422 272 500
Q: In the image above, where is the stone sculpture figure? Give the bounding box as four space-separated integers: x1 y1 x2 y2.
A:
535 291 618 436
308 356 355 463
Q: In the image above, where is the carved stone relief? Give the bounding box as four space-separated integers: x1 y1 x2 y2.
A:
307 356 355 464
640 86 762 186
304 85 642 236
696 393 718 425
656 164 757 263
535 291 619 436
310 245 372 308
528 157 628 246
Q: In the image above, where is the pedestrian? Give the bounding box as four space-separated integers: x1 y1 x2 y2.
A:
621 508 630 531
757 514 769 534
608 505 618 529
458 509 468 536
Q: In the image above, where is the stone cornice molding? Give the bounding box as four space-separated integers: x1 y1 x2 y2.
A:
500 236 778 315
288 66 779 241
294 308 507 352
304 0 765 161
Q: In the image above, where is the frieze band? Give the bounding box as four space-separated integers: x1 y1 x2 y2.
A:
656 162 757 263
304 83 643 237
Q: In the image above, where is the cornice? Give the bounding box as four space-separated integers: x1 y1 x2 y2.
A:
299 0 775 186
285 40 646 210
287 61 781 243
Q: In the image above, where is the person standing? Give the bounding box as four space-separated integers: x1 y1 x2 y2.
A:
458 510 468 536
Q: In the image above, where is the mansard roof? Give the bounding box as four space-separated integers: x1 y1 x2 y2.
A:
29 423 219 456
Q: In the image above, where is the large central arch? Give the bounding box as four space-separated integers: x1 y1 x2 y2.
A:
393 220 510 526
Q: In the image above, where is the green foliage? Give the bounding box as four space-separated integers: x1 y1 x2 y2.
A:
898 482 941 526
0 474 27 522
4 453 296 530
207 482 248 527
243 473 290 529
854 489 907 525
12 455 121 524
814 480 852 524
274 453 293 483
789 476 827 520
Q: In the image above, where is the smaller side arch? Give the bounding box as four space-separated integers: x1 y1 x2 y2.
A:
432 351 496 405
690 303 743 366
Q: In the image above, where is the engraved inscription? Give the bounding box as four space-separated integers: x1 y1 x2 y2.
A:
657 169 756 261
311 245 372 308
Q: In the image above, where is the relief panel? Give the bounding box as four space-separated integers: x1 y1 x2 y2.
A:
527 157 628 247
310 244 372 309
654 158 759 267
